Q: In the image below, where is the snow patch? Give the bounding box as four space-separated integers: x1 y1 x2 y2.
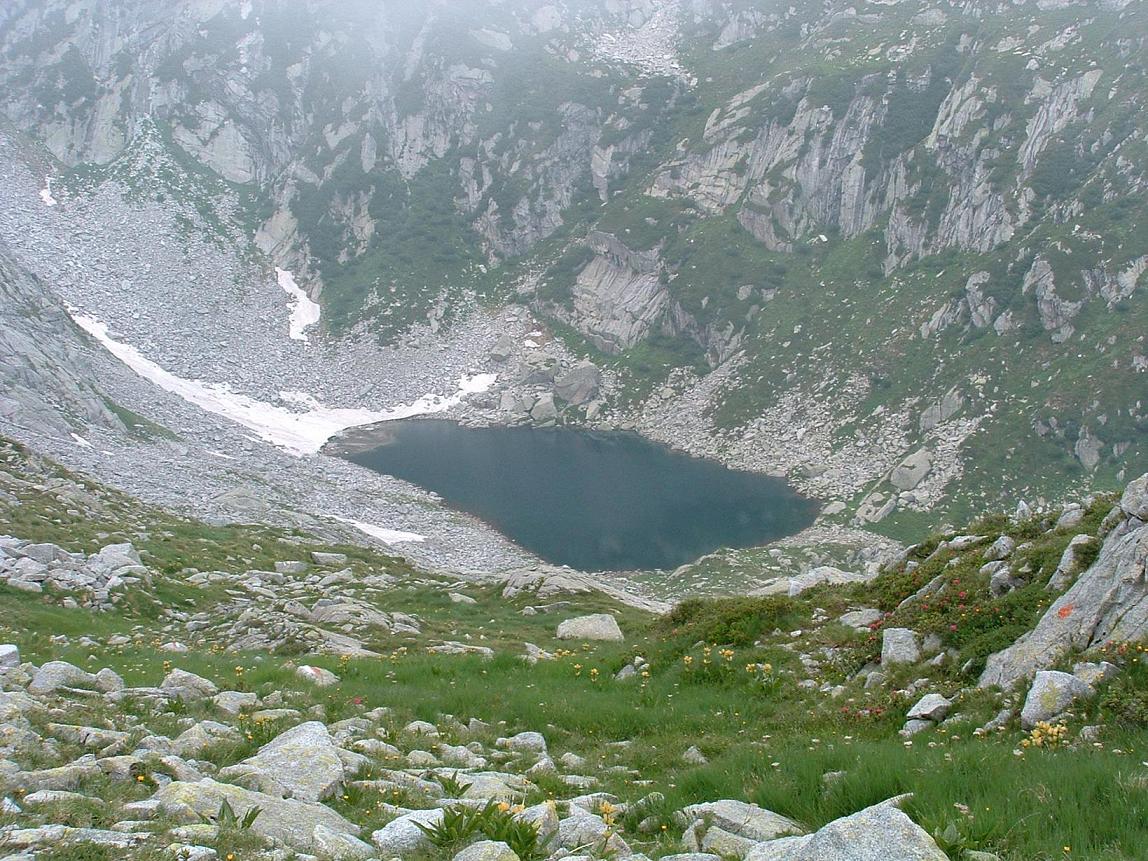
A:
276 268 321 342
69 311 498 457
70 433 92 449
337 517 426 546
40 177 57 207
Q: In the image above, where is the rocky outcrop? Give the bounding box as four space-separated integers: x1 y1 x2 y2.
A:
565 232 671 353
0 241 126 440
0 539 150 608
980 474 1148 690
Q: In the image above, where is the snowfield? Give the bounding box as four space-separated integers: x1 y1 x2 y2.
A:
276 268 322 342
336 517 426 545
39 177 57 207
70 311 497 456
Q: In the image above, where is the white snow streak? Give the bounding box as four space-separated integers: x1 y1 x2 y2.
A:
40 177 58 207
336 517 426 545
276 268 321 342
69 311 497 456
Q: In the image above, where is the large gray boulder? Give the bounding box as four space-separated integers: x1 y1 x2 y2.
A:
1120 473 1148 520
160 669 219 703
371 808 444 854
554 363 601 406
154 778 360 852
838 609 882 630
880 628 920 665
890 450 932 491
906 694 952 723
681 800 803 842
490 334 516 362
1020 671 1095 728
530 393 559 425
218 721 350 801
28 661 99 695
980 515 1148 690
743 798 947 861
556 614 624 642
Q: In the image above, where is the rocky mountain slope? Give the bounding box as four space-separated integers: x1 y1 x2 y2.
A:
2 439 1148 860
1 0 1145 536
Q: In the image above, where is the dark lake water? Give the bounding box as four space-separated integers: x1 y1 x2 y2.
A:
339 420 819 572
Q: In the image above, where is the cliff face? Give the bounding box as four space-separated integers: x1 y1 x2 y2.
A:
0 239 125 440
1 0 1146 522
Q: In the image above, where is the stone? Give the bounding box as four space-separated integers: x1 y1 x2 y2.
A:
274 561 309 574
219 721 348 801
989 566 1020 597
515 802 560 842
0 825 145 851
1056 505 1085 529
155 779 360 852
838 609 882 630
556 614 624 642
682 745 708 766
503 731 548 755
881 628 920 665
312 824 376 860
12 764 102 792
16 543 68 564
530 393 558 425
701 826 758 858
461 772 530 801
1020 671 1096 728
1046 534 1095 592
28 661 98 695
22 790 96 806
94 668 124 692
296 665 339 687
453 840 521 861
983 535 1016 561
757 566 872 597
164 846 217 861
1072 661 1118 687
311 552 348 566
212 691 258 716
371 808 444 854
906 694 952 722
558 811 631 855
900 719 933 736
1119 473 1148 519
161 669 219 702
172 721 242 758
680 800 803 842
742 798 947 861
890 450 932 491
554 363 602 406
490 334 516 362
0 645 18 670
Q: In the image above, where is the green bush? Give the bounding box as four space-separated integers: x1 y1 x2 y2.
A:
662 595 800 647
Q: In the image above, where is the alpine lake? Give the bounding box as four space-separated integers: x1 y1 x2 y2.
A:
331 420 819 572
